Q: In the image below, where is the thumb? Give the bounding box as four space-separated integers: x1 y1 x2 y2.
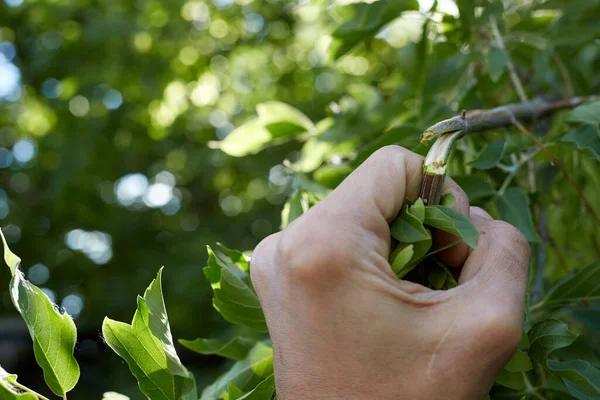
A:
459 206 531 318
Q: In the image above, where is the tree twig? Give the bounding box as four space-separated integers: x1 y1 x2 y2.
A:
418 95 598 205
498 148 541 195
490 15 528 102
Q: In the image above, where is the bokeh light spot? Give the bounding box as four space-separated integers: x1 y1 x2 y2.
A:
28 264 50 285
13 139 36 163
4 0 24 7
0 53 21 100
42 78 63 99
65 229 113 265
103 89 123 110
62 294 84 319
144 183 173 208
115 173 149 206
69 95 90 117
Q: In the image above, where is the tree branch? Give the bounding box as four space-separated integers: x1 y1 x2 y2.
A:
413 95 599 285
418 95 598 206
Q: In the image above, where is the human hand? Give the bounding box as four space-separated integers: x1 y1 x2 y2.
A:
251 146 530 400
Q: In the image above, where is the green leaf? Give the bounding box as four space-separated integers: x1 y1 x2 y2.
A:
314 164 353 189
528 319 577 362
331 0 419 59
536 260 600 309
487 48 508 82
256 101 314 138
440 193 456 209
103 392 131 400
201 342 274 400
410 198 426 223
204 246 267 332
281 191 310 229
468 140 505 170
428 265 448 289
451 175 495 201
102 268 197 400
504 350 533 373
427 261 457 290
547 359 600 399
494 188 540 242
226 382 245 400
218 119 272 157
567 101 600 124
390 204 431 243
295 136 334 173
217 243 250 273
562 123 600 160
390 244 414 277
237 374 275 400
494 369 526 391
423 206 479 248
0 367 38 400
178 337 256 360
1 229 80 398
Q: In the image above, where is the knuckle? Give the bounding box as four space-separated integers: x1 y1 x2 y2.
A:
278 214 350 286
489 221 531 259
250 232 281 287
370 145 422 171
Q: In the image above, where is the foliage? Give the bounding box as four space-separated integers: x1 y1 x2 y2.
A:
1 0 600 399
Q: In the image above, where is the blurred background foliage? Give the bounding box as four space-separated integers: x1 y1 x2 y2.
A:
0 0 599 398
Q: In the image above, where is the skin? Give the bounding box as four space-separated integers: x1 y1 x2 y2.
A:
251 146 530 400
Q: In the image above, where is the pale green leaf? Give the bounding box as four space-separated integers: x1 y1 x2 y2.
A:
178 337 256 360
390 244 414 277
468 140 505 169
217 243 250 273
537 260 600 309
390 204 431 243
423 206 479 248
237 374 275 400
0 367 38 400
410 198 426 223
226 382 245 400
487 48 508 82
314 164 353 189
547 359 600 399
528 319 577 362
567 101 600 124
440 193 456 209
103 392 131 400
219 119 272 157
562 123 600 160
294 137 333 173
281 191 310 229
1 229 80 398
102 268 197 400
204 246 267 332
504 350 533 372
256 101 314 138
494 188 540 242
201 343 274 400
